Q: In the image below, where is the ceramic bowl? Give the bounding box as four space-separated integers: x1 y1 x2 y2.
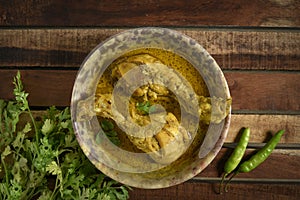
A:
71 27 231 189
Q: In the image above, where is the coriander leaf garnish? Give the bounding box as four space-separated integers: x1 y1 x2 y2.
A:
136 101 151 114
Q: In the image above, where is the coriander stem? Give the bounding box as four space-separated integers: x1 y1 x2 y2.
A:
1 157 9 185
0 102 4 134
28 170 48 198
50 157 61 200
27 108 39 142
50 179 60 200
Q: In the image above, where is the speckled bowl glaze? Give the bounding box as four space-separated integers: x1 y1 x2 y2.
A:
71 27 231 189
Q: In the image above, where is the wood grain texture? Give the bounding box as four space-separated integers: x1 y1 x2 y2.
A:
1 70 299 112
225 72 300 112
24 111 300 181
0 29 299 70
227 115 300 143
128 182 300 200
0 0 299 27
0 70 76 106
1 1 299 199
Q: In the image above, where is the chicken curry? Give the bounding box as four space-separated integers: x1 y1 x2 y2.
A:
94 48 231 166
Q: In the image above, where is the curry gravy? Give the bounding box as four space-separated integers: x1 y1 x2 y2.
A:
95 48 209 174
118 48 209 96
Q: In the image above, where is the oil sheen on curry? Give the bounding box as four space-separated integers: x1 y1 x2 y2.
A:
94 48 231 166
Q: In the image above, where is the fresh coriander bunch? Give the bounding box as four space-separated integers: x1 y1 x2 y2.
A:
0 72 130 200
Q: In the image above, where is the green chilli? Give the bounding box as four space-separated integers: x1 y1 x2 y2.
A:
238 129 285 173
224 129 285 192
219 127 250 194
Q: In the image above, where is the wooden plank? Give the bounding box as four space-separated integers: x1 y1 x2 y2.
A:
0 70 299 112
0 70 76 107
227 115 300 143
0 0 299 27
128 182 300 200
23 111 300 180
0 29 299 70
225 72 300 112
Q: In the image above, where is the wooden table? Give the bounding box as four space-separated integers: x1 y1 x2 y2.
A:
0 1 299 199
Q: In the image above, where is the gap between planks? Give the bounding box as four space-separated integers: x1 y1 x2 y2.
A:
191 177 300 184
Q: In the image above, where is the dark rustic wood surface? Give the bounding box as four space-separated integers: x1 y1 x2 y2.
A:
0 0 299 27
128 182 300 200
0 0 299 199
